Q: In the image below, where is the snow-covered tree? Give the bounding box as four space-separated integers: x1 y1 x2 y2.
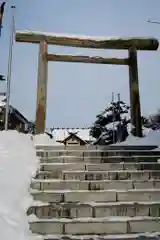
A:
90 100 130 145
144 110 160 130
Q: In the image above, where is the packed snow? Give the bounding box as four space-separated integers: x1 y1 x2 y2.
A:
0 130 41 240
34 133 63 146
35 129 160 149
113 129 160 146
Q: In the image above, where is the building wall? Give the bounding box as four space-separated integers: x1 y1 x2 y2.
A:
65 137 81 146
63 134 87 146
0 109 27 132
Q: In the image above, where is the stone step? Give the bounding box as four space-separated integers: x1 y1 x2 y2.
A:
102 150 160 157
40 163 85 171
28 201 160 219
35 233 160 240
62 170 160 181
36 149 160 158
39 162 160 173
34 169 160 180
39 163 85 178
29 217 160 235
31 179 160 191
30 189 160 203
40 156 84 163
39 155 160 163
37 150 83 159
87 162 160 171
34 171 52 179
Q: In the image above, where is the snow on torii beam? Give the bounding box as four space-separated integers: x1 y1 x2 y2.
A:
16 30 159 50
15 30 159 136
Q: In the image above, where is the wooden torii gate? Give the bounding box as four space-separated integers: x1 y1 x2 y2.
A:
15 31 159 136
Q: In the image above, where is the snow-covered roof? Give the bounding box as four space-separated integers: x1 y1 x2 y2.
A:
46 128 95 142
0 96 29 124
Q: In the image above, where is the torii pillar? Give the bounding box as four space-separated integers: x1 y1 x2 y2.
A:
129 47 142 137
35 40 48 134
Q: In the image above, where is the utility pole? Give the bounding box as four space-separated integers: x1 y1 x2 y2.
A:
112 92 115 144
117 93 121 143
0 2 6 37
117 93 121 116
4 5 15 130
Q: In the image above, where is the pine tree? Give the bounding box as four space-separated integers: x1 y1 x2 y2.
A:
90 99 131 145
144 110 160 130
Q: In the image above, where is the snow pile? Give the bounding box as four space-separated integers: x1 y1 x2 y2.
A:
34 134 63 146
114 129 160 146
0 130 40 240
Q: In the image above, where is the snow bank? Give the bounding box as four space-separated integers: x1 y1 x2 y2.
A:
113 129 160 146
34 134 63 146
0 130 40 240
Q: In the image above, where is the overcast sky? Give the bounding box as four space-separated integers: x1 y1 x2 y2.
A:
0 0 160 127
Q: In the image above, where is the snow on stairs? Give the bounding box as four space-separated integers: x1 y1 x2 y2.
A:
28 148 160 239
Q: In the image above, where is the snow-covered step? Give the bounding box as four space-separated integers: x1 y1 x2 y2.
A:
30 189 160 203
39 155 160 163
31 179 89 190
40 156 101 163
86 162 160 171
28 201 160 219
37 163 85 179
29 217 160 235
62 170 160 181
39 163 85 178
39 162 160 172
35 169 160 180
40 163 85 171
34 233 160 240
37 150 84 158
31 179 160 190
40 162 123 171
122 162 160 170
103 150 160 157
36 149 160 157
32 147 160 239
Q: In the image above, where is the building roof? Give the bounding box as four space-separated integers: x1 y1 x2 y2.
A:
0 96 29 124
12 107 29 124
60 132 87 144
47 128 95 142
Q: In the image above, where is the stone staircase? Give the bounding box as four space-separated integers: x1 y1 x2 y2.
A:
28 147 160 240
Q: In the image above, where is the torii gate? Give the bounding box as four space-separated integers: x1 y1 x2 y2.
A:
15 31 159 136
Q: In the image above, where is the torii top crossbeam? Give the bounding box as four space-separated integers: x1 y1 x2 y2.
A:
16 30 159 50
